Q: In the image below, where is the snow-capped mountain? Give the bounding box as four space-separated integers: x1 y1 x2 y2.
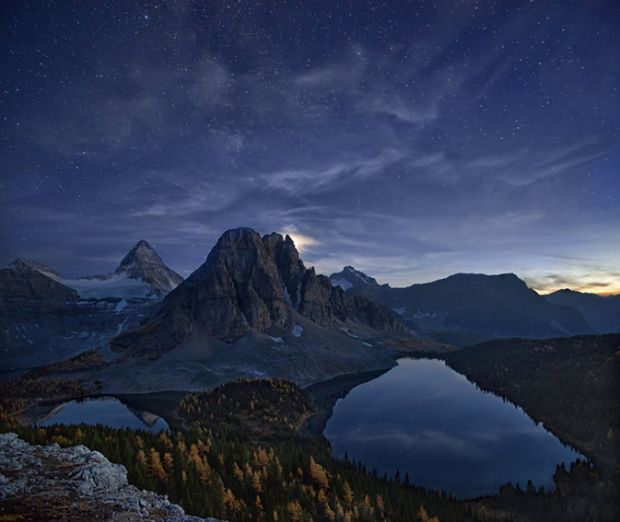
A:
65 240 183 299
112 240 183 292
330 265 382 291
0 241 182 369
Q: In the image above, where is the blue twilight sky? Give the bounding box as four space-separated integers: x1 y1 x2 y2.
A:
1 1 619 293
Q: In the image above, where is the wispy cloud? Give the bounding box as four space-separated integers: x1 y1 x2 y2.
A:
524 267 620 295
132 180 243 218
294 46 367 88
262 148 405 195
365 92 440 125
503 141 609 186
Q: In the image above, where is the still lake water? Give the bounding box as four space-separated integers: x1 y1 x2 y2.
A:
324 358 582 498
40 397 168 433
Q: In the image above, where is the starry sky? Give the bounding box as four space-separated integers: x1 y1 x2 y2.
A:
1 1 619 294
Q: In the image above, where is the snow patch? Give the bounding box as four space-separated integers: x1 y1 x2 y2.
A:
339 327 359 338
295 282 302 310
293 324 304 337
344 267 370 283
62 274 153 299
269 336 283 343
114 299 128 314
330 277 353 290
282 285 292 306
115 318 128 336
38 268 61 281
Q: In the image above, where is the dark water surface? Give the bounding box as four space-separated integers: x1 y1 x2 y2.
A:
40 397 168 433
324 358 582 498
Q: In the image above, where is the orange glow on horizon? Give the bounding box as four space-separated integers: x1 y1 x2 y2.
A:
536 284 620 297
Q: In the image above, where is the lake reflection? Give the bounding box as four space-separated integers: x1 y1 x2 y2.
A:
324 358 582 498
40 397 168 433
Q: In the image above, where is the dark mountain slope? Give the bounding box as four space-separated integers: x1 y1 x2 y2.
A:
0 259 77 302
330 268 592 344
546 289 620 334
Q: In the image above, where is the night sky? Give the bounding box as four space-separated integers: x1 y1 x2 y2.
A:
1 1 619 294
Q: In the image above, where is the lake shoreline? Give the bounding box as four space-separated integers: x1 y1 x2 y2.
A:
322 358 584 499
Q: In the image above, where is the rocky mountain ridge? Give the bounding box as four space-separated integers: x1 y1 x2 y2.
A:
26 229 408 392
1 259 78 303
545 289 620 334
112 228 408 357
329 267 596 345
0 432 222 521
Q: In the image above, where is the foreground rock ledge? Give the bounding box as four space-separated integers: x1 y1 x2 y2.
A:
0 433 224 521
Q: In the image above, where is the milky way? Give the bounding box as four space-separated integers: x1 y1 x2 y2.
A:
1 1 619 293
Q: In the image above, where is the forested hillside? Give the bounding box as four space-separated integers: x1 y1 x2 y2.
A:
4 423 471 522
178 379 315 438
445 334 619 470
444 334 620 521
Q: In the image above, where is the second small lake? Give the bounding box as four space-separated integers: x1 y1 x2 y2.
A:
39 397 169 433
324 358 583 498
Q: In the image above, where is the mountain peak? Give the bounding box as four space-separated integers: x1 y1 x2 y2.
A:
330 266 379 290
9 258 36 271
2 259 77 302
549 288 580 295
442 272 528 289
217 227 261 244
9 258 61 280
118 240 159 264
114 240 183 292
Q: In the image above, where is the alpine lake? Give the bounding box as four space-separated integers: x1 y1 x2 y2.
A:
37 358 583 499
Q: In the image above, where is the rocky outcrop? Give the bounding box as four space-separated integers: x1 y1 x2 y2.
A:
263 232 306 308
111 228 409 357
300 268 408 332
0 432 222 521
299 269 335 326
